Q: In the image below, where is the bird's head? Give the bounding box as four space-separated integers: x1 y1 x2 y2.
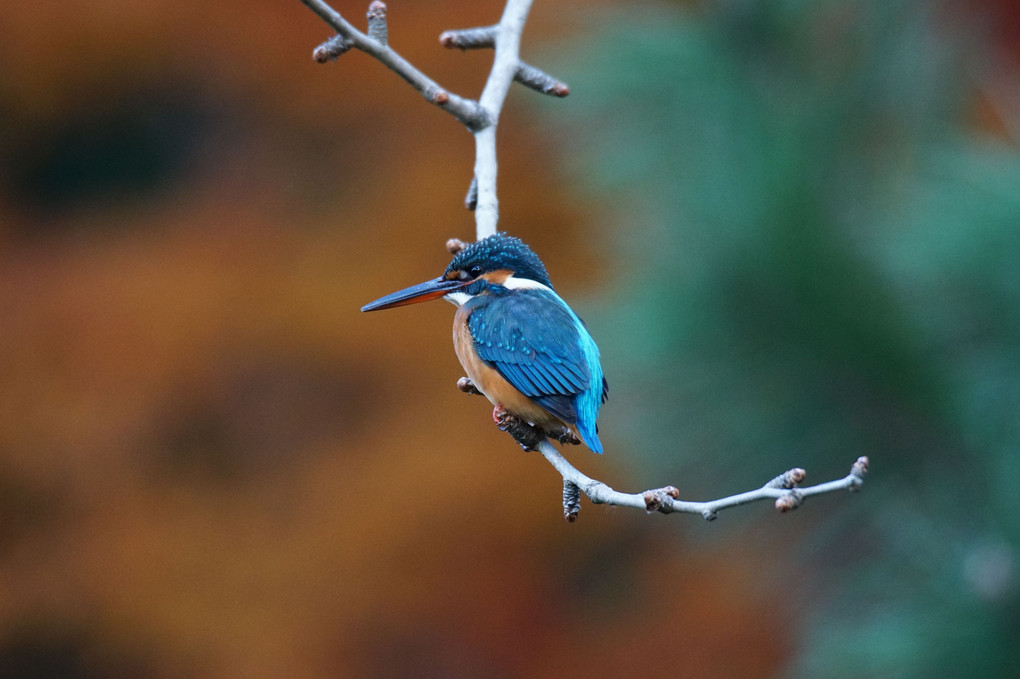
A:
361 233 553 312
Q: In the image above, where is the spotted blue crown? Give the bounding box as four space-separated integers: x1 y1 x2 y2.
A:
445 233 554 289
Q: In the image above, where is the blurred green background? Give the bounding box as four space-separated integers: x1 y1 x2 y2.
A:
1 0 1018 677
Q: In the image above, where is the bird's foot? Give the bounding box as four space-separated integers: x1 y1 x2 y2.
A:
457 376 482 396
492 405 544 451
492 403 509 425
549 426 582 446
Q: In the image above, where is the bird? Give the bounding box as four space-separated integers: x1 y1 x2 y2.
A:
361 233 608 453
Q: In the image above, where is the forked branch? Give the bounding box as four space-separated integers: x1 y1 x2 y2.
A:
301 0 483 126
299 0 568 237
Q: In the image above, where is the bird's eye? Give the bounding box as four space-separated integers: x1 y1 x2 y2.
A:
469 265 483 278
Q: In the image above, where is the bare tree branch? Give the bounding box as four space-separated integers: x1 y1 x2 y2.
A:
459 376 868 521
535 439 869 521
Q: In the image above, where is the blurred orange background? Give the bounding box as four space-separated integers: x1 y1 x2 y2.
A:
1 1 1018 677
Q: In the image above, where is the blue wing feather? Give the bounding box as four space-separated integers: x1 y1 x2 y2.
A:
469 290 589 398
467 287 605 453
532 394 577 426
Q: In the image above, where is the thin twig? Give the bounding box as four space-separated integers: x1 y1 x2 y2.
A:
536 439 868 521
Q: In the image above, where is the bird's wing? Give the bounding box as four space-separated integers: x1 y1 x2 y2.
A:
468 290 592 425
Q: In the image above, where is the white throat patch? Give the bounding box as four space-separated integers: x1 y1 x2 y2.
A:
444 292 471 307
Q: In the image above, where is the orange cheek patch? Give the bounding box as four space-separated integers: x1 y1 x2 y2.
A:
479 269 512 286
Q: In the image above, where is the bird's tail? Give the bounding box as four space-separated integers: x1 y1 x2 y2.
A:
577 421 603 455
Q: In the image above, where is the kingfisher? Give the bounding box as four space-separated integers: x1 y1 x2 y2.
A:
361 233 607 454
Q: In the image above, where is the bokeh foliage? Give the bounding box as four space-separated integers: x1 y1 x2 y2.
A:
543 0 1020 675
1 0 1018 676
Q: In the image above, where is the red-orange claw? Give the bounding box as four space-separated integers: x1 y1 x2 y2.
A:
492 404 509 426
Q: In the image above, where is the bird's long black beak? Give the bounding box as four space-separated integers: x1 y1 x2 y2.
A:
361 277 468 312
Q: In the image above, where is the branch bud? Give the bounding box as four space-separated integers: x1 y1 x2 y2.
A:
514 62 570 97
849 456 869 490
775 492 803 513
439 26 497 50
642 487 677 514
367 1 388 45
766 467 806 489
563 481 581 522
465 176 478 211
313 35 353 63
